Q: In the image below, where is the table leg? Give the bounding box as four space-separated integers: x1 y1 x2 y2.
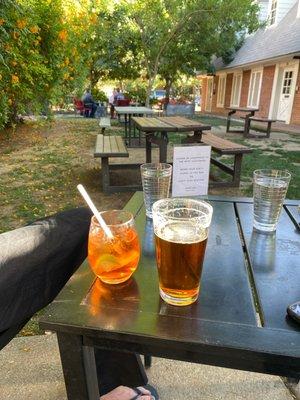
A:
193 130 203 142
267 121 271 138
232 153 243 187
128 114 132 145
226 110 235 133
146 135 152 163
243 113 252 137
124 114 128 142
159 133 168 163
101 157 110 193
57 332 99 400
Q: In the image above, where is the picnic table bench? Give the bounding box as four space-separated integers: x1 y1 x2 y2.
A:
248 116 277 138
182 131 252 187
94 134 140 193
201 133 252 187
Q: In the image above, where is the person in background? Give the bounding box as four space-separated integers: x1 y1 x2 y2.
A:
82 88 98 118
109 88 117 119
115 88 124 103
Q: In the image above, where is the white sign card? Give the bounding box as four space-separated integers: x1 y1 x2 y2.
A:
172 145 211 197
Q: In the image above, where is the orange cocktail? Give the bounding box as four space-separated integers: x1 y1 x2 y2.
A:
88 210 140 284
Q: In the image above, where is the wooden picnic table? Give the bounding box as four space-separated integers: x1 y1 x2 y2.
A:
39 193 300 400
114 106 154 146
132 116 211 163
226 107 259 137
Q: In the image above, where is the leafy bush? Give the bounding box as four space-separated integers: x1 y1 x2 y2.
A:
0 0 90 130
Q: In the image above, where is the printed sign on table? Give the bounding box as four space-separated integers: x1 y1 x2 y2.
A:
172 145 211 197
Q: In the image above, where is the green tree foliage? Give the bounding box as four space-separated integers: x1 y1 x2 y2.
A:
0 0 260 129
122 0 260 105
0 0 91 129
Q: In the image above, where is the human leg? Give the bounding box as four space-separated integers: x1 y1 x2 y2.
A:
0 208 156 397
95 349 148 396
90 102 97 118
101 385 157 400
0 207 92 338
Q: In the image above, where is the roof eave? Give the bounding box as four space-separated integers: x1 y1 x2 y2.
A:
219 52 300 72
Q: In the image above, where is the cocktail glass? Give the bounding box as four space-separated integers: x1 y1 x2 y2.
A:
88 210 140 284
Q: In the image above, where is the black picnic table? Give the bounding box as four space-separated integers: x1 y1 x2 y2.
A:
226 107 259 137
39 193 300 400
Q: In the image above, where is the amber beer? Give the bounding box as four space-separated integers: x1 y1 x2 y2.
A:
153 198 213 306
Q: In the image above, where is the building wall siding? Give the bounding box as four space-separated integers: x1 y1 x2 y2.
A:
201 78 207 111
240 70 251 107
224 73 233 109
201 65 299 125
212 75 218 110
290 67 300 124
257 65 276 118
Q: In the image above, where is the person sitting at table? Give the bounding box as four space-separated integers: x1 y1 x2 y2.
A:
115 87 125 103
0 207 158 400
82 88 98 118
109 88 117 119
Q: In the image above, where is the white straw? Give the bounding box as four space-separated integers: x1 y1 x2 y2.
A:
77 184 113 239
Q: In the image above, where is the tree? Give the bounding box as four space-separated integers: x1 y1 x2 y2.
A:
122 0 260 106
85 6 142 90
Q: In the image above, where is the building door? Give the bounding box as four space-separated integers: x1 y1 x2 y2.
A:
277 68 295 122
206 78 213 112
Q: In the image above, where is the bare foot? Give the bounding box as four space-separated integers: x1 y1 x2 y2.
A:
100 385 152 400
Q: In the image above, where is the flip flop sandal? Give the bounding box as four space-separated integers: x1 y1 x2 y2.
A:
130 384 159 400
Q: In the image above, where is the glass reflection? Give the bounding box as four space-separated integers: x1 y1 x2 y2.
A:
142 218 155 258
87 278 140 329
249 230 276 272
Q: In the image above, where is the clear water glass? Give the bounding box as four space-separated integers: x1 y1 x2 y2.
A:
140 163 172 218
253 169 291 232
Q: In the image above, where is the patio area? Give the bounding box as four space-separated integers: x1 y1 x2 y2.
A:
1 333 298 400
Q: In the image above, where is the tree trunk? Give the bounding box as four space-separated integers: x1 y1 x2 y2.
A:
90 69 100 90
164 77 173 110
145 77 154 108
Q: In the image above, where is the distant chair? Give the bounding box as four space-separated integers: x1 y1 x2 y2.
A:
165 103 195 117
73 98 92 117
116 99 131 107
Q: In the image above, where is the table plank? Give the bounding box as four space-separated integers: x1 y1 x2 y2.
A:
226 107 259 112
236 203 300 331
115 106 154 115
132 117 172 131
132 116 211 133
285 205 300 231
202 133 252 153
157 116 211 131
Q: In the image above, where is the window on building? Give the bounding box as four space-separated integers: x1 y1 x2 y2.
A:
269 0 277 25
247 69 263 108
217 74 226 108
230 73 242 107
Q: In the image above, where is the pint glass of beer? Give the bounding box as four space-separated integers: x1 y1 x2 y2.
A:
152 198 213 306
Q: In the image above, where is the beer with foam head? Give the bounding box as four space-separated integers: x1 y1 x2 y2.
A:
153 199 212 306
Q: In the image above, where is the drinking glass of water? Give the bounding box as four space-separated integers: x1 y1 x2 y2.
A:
253 169 291 232
140 163 172 218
